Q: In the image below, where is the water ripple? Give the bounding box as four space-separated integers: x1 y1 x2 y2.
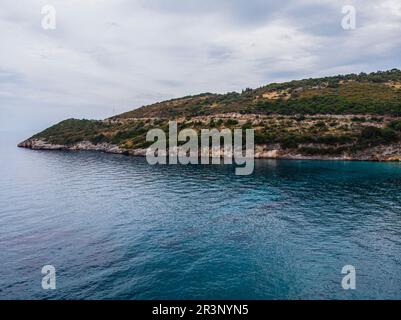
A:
1 134 401 299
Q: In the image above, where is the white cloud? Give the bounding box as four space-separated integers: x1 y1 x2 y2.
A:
380 0 401 16
0 0 400 131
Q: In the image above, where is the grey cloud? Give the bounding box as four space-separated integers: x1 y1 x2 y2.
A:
0 0 400 132
0 69 25 84
137 0 293 26
207 45 233 61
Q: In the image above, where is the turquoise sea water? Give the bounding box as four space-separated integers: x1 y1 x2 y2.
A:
1 132 401 300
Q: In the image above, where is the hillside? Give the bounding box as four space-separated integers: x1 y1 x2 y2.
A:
116 69 401 118
18 69 401 161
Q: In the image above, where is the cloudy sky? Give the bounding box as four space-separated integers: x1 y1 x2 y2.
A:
0 0 400 132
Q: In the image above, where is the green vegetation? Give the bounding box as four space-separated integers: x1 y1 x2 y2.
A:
225 119 238 126
33 119 109 145
116 69 401 118
357 126 398 147
389 119 401 131
28 69 401 158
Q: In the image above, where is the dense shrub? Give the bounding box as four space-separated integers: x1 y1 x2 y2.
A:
90 134 108 144
225 119 239 126
241 122 253 130
389 120 401 131
358 126 399 146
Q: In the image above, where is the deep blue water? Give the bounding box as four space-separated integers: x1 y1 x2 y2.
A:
1 132 401 300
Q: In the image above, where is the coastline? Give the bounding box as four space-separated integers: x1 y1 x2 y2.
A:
18 138 401 162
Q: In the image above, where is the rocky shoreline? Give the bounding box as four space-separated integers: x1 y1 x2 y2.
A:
17 139 147 156
18 138 401 162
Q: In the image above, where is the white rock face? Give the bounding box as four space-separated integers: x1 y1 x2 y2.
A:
70 141 125 154
18 139 126 154
17 139 401 162
265 150 279 158
129 149 147 156
18 139 66 150
254 145 279 159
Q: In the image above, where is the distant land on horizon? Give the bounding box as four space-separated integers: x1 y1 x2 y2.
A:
19 69 401 162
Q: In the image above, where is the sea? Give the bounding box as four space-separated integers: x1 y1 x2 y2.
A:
1 132 401 299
